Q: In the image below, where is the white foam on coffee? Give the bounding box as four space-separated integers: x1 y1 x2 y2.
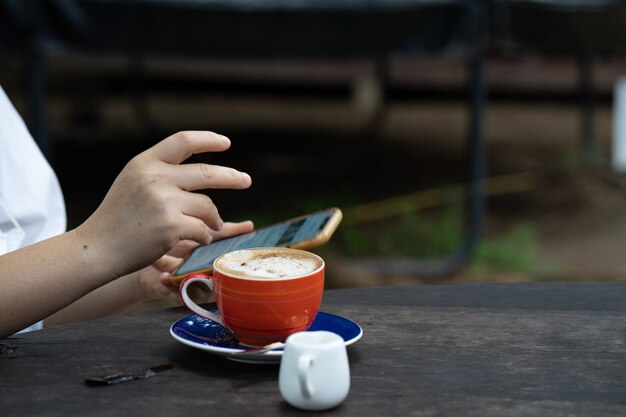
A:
219 250 319 279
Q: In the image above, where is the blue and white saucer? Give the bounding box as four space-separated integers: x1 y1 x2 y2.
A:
170 311 363 364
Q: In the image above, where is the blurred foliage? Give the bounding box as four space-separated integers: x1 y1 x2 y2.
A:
235 195 550 279
330 203 550 277
472 223 540 274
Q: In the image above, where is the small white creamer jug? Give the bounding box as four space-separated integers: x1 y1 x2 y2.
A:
279 331 350 410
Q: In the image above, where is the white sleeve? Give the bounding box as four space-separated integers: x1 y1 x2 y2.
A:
0 85 66 251
0 85 67 334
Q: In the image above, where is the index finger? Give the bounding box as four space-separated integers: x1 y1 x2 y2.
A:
149 131 231 164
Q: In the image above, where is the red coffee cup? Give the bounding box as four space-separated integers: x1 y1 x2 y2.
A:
179 247 324 347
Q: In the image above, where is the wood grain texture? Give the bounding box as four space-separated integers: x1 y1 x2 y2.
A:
2 282 626 416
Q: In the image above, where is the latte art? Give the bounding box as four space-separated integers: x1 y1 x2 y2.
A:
217 249 322 279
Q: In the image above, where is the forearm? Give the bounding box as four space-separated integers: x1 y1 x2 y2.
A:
44 271 146 327
0 132 252 339
0 230 116 338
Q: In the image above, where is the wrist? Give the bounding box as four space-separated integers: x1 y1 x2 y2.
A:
73 222 125 282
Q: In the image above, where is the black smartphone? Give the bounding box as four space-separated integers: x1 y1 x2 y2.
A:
171 207 342 285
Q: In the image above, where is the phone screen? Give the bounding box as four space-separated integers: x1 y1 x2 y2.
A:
175 209 335 276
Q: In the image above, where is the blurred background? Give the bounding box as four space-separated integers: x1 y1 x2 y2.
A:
2 0 626 290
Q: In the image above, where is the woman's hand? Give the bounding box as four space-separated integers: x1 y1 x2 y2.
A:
75 131 252 279
137 221 255 305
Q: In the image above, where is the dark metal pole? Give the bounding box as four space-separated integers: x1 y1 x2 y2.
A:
27 35 51 161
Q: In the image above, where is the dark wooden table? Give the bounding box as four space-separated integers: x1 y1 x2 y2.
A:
3 282 626 416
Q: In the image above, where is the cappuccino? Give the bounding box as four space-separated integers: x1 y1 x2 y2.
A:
216 248 322 279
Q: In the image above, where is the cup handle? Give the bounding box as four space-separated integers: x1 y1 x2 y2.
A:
297 354 315 399
179 273 223 325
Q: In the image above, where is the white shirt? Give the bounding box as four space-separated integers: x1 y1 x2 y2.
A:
0 85 67 332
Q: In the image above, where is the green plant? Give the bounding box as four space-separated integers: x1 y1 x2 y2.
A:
471 223 538 274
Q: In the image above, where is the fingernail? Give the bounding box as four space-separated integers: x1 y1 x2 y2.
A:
219 135 230 146
241 172 251 184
